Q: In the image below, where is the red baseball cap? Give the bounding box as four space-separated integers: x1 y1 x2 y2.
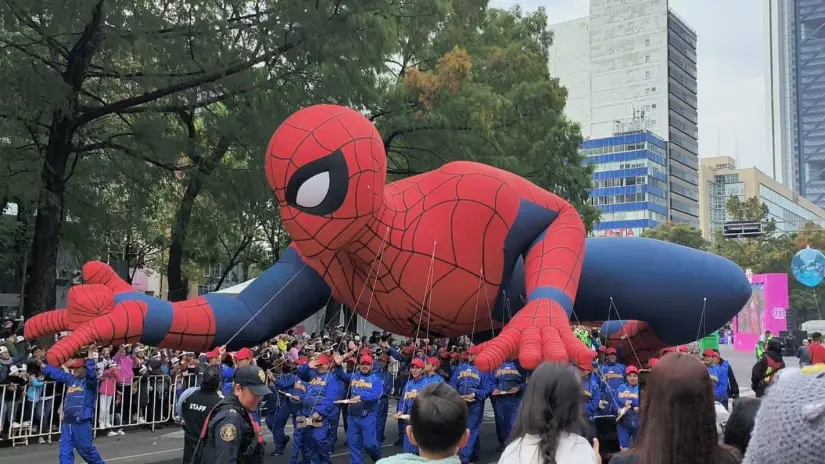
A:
702 349 717 358
626 365 639 375
606 347 617 355
378 354 389 362
360 347 373 356
410 358 425 368
597 346 607 353
402 344 415 354
316 354 332 365
206 347 221 358
427 357 440 369
235 348 254 360
67 358 86 369
296 356 309 365
359 355 373 365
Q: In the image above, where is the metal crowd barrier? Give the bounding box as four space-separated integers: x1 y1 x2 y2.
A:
0 364 404 447
0 373 177 446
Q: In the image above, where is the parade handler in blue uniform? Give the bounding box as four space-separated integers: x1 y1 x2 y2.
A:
491 360 525 451
333 353 384 464
192 365 270 464
42 348 105 464
450 352 493 464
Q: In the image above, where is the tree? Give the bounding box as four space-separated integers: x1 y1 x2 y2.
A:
640 222 708 250
372 4 598 228
0 0 404 314
711 196 794 274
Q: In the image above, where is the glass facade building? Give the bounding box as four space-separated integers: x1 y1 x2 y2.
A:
699 156 825 239
766 0 825 205
582 131 669 236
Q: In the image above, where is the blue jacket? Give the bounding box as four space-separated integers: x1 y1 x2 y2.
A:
269 373 298 409
424 372 444 385
493 361 525 393
599 362 626 401
709 363 729 404
220 364 235 396
399 375 429 414
43 359 97 424
302 372 341 419
614 383 640 428
376 368 393 398
450 364 492 400
335 369 383 416
581 372 601 421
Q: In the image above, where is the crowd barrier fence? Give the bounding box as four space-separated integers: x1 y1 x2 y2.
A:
0 368 403 447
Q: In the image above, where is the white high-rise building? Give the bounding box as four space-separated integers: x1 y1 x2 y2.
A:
549 0 700 227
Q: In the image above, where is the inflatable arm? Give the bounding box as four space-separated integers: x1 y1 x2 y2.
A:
25 245 331 366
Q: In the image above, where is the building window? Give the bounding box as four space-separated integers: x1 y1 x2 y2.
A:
645 38 650 46
651 87 657 92
645 55 650 63
652 104 657 109
645 71 651 79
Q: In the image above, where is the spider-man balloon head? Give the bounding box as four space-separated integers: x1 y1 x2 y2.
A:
266 105 387 256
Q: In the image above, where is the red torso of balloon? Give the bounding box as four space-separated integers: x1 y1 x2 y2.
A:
304 161 559 337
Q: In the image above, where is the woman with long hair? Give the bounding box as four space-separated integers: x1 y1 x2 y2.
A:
609 352 742 464
499 362 600 464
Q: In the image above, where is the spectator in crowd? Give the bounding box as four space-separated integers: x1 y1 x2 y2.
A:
796 339 811 367
609 352 741 464
808 332 825 365
378 382 468 464
723 398 761 456
500 362 600 464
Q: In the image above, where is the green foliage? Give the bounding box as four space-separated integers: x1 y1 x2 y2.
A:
1 0 596 311
640 222 708 250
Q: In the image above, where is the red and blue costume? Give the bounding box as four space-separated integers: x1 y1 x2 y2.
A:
26 104 751 371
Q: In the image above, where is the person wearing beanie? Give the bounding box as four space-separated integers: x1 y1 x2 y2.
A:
742 367 825 463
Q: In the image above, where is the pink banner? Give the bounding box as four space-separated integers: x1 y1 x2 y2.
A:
733 273 788 352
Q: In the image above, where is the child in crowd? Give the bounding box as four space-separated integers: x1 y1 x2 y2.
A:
379 382 469 464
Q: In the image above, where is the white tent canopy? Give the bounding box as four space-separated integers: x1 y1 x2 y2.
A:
214 279 253 295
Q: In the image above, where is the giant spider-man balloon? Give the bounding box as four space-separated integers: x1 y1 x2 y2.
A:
25 105 751 370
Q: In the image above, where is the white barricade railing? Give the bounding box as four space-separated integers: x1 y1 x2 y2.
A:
0 368 404 446
0 373 179 445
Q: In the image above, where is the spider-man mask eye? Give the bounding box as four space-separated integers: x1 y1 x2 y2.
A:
285 149 349 215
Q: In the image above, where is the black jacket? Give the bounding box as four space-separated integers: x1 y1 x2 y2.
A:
181 388 222 463
193 393 265 464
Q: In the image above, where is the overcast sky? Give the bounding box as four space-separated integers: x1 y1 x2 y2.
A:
490 0 768 173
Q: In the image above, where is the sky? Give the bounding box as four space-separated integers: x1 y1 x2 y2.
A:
490 0 769 173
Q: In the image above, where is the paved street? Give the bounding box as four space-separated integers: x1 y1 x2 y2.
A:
0 345 798 463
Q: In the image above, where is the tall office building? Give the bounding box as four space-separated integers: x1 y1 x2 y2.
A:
582 130 669 237
765 0 825 205
549 0 700 228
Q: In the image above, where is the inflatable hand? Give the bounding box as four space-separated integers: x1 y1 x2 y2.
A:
24 262 149 366
25 261 222 367
472 299 594 371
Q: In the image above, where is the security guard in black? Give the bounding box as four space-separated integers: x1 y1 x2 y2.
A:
194 365 270 464
181 366 222 464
